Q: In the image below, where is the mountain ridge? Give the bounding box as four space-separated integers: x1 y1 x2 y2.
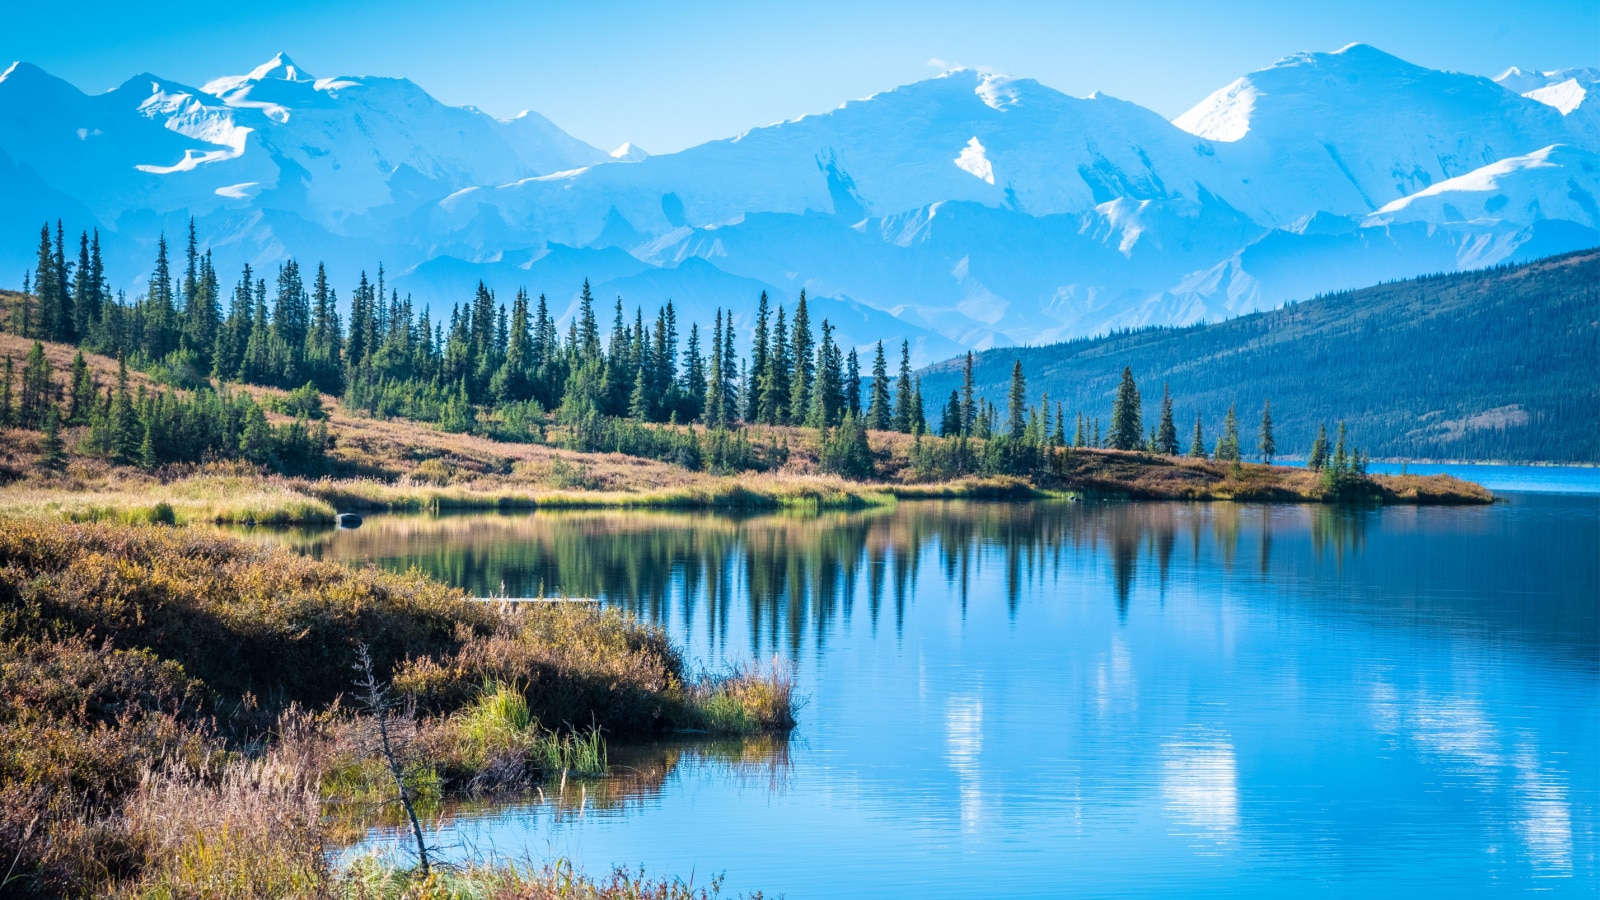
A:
0 46 1595 363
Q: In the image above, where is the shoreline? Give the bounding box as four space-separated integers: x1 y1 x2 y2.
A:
0 463 1489 528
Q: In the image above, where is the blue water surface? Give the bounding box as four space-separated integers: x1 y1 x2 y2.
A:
314 491 1599 898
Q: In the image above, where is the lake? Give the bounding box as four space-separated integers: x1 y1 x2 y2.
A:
259 484 1599 897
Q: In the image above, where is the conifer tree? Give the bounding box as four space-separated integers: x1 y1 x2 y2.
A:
788 292 813 424
1155 384 1179 455
36 404 64 472
72 231 95 341
704 311 727 427
960 351 975 435
760 305 789 425
1073 412 1085 448
721 307 739 424
1189 413 1208 459
1332 421 1349 472
1308 423 1329 471
1216 404 1241 461
844 348 861 417
1108 366 1143 451
67 351 92 424
867 341 891 431
19 342 52 429
747 292 769 422
110 356 139 462
1006 359 1027 440
682 323 706 422
0 356 12 427
911 376 927 434
1258 399 1276 464
941 389 962 436
28 225 54 339
893 341 913 433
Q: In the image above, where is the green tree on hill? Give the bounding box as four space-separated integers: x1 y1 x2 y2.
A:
1259 399 1276 465
1155 384 1179 455
1006 360 1027 440
1109 366 1142 451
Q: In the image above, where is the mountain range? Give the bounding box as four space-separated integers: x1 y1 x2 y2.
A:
0 45 1595 362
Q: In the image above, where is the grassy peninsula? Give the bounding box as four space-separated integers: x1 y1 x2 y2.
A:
0 517 791 897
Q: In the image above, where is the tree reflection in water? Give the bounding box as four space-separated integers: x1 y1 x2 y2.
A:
243 500 1383 660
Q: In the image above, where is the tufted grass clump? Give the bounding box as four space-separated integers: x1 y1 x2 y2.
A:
689 658 798 736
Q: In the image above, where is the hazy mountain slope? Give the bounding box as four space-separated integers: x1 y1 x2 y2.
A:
0 46 1595 355
920 249 1600 463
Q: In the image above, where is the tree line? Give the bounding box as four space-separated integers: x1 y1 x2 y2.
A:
4 218 1366 484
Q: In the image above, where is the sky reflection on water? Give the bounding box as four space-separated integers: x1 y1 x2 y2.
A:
270 493 1598 897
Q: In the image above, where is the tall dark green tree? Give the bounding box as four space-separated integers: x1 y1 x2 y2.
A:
760 305 789 425
1189 413 1208 459
747 292 770 422
893 341 913 433
1259 399 1276 464
1216 404 1241 461
1308 423 1329 471
1108 366 1143 451
867 341 891 431
788 291 813 425
1155 384 1179 455
1006 359 1027 440
960 351 975 435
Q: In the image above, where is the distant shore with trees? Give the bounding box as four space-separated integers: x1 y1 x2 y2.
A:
0 219 1490 522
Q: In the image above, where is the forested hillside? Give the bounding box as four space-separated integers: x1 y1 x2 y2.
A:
921 250 1600 463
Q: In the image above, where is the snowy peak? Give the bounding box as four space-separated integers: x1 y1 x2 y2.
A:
1172 77 1258 141
202 52 314 95
610 142 648 161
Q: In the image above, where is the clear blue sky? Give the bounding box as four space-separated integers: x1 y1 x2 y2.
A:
2 0 1594 154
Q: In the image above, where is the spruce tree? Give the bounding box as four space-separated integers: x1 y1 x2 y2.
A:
1259 399 1276 464
1308 423 1329 471
1108 366 1142 451
893 341 913 433
67 351 93 424
788 292 813 424
703 310 726 427
0 356 12 427
747 292 769 422
867 341 891 431
844 348 861 417
941 389 962 436
1189 414 1208 459
1155 384 1179 455
36 404 64 472
960 351 975 435
721 308 739 424
760 306 789 425
682 322 706 423
28 225 53 339
1216 404 1241 461
1005 359 1027 440
19 342 52 429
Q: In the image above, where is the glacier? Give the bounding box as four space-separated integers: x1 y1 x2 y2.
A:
0 44 1594 363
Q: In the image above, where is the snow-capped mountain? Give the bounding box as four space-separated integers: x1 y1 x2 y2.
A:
0 44 1595 361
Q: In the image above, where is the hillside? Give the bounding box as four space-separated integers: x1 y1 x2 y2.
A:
921 249 1600 463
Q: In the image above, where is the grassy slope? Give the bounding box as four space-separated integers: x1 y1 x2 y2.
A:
0 333 1487 524
923 249 1600 463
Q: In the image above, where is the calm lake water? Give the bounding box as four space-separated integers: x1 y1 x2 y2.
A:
265 488 1599 897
